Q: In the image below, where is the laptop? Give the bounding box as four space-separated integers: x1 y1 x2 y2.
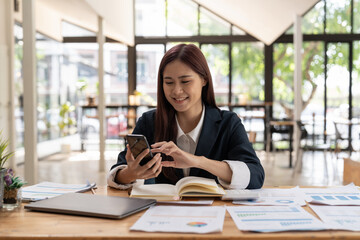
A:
25 192 156 219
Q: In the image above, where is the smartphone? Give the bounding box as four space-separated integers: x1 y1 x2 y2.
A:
125 134 153 166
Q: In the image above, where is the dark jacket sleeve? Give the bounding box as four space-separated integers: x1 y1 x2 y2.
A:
226 113 265 189
110 110 156 170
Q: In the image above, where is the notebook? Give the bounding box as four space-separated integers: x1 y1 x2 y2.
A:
24 192 156 219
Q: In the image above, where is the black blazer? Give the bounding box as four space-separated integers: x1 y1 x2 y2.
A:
111 105 265 189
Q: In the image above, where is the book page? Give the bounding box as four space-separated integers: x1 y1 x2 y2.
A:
175 176 221 196
130 184 177 200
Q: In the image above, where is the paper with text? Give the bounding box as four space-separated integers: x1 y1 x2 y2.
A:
310 205 360 231
300 184 360 205
130 205 226 233
227 205 327 232
22 181 96 201
233 187 306 206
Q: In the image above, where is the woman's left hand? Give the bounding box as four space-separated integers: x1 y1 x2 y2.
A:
151 141 199 169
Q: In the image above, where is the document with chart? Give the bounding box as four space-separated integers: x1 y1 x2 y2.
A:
232 187 306 206
310 205 360 231
300 184 360 205
130 205 226 233
22 181 96 201
227 205 327 232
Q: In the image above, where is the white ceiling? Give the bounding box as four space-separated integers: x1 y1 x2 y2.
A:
14 0 319 46
14 0 134 46
193 0 320 45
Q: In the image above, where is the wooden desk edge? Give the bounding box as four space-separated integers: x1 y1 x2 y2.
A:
1 186 359 240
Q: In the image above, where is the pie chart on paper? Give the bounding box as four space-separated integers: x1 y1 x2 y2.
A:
187 222 208 227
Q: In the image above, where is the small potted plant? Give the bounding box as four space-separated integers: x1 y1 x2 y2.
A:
3 168 26 210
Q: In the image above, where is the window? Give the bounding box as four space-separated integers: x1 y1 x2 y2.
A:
104 43 128 104
353 41 360 118
135 0 165 36
167 0 198 36
231 42 264 104
273 43 294 119
199 7 231 35
325 0 351 34
136 44 164 104
201 44 229 105
326 42 350 134
354 0 360 33
302 0 325 34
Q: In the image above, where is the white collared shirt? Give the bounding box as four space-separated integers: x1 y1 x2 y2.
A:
175 105 205 177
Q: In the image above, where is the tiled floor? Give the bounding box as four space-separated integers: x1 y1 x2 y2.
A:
15 148 354 187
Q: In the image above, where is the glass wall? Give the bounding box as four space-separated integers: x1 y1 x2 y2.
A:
325 0 351 34
199 7 231 35
353 41 360 118
14 24 24 148
273 43 294 119
132 0 360 150
231 42 264 104
135 44 164 104
201 44 229 105
167 0 198 36
135 0 165 36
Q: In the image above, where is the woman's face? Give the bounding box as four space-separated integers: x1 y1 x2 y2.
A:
163 60 206 116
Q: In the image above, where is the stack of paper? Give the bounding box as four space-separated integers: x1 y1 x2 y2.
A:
22 181 96 201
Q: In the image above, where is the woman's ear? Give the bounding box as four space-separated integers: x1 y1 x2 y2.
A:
202 79 207 87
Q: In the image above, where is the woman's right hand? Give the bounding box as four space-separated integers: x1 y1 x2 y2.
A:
117 144 162 183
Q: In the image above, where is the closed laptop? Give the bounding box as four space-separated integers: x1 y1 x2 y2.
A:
25 192 156 219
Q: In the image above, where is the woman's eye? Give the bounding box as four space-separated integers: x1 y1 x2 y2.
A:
182 81 190 84
165 82 173 85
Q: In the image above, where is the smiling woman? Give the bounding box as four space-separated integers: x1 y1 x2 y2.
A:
108 44 265 190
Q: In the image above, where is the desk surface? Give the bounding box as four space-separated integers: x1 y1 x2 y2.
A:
1 186 359 240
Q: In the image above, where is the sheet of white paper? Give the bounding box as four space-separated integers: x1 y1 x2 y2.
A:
300 184 360 205
310 205 360 231
22 181 96 201
227 205 327 232
157 200 214 205
233 187 306 206
130 206 226 233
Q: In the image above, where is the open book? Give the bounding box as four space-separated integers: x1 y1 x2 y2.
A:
130 176 225 201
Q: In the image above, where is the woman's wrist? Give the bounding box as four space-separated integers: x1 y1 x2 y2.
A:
116 166 137 184
193 155 207 168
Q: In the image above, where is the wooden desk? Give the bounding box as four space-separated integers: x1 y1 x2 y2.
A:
1 186 359 239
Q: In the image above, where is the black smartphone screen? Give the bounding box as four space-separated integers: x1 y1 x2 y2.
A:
125 134 153 166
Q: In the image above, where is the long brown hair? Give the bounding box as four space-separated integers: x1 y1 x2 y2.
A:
155 44 217 183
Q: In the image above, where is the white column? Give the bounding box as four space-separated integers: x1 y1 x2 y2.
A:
0 0 16 170
23 0 38 184
294 14 303 169
97 16 105 172
7 0 16 170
